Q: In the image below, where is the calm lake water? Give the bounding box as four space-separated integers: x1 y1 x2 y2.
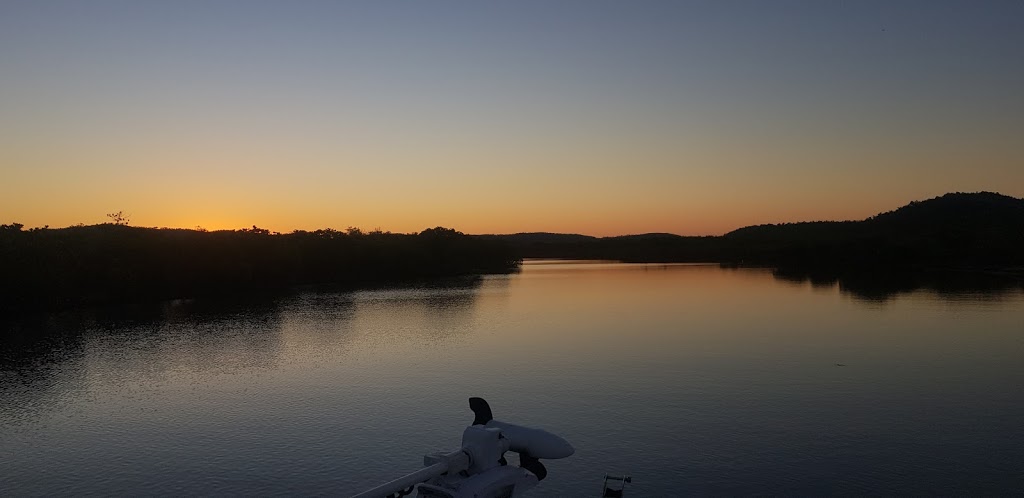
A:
2 261 1024 496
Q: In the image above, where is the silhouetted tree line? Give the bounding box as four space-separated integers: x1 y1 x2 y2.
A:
487 192 1024 276
478 232 725 262
0 224 517 314
723 192 1024 272
4 192 1022 314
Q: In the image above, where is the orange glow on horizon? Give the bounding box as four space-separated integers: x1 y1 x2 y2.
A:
5 191 967 238
3 2 1023 240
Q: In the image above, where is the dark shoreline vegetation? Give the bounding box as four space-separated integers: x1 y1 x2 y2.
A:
3 192 1023 315
486 192 1024 300
0 226 518 315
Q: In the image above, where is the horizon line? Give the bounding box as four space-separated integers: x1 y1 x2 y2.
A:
4 190 1016 238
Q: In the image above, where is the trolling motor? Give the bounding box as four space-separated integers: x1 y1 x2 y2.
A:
352 397 574 498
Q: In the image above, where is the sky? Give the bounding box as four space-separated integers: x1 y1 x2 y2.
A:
1 1 1022 236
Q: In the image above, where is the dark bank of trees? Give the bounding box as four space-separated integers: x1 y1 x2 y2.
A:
0 224 518 314
489 192 1024 274
478 232 724 262
3 192 1022 314
723 191 1024 272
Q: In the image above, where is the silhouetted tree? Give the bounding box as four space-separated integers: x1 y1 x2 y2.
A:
106 211 130 225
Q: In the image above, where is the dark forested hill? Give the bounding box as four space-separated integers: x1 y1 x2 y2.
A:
723 192 1024 270
485 192 1024 271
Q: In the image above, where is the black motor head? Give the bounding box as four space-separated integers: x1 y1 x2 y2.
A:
469 397 493 425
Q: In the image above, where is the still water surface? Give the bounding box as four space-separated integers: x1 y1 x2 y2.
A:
2 262 1023 496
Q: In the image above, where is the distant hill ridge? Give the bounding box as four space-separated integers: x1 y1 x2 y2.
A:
727 191 1023 238
870 191 1024 225
481 192 1022 241
485 192 1024 269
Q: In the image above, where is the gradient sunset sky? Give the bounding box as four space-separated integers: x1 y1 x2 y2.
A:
2 1 1022 236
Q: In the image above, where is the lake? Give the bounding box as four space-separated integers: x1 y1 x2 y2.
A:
2 261 1023 496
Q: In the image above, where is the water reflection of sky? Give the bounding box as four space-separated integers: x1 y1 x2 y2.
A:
2 262 1023 495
